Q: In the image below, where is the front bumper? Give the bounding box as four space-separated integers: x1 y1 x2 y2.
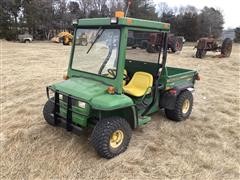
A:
46 86 89 131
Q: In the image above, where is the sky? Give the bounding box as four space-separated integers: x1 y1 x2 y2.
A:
153 0 239 29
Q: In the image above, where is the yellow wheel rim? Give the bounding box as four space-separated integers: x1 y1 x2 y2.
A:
110 130 124 148
182 99 190 114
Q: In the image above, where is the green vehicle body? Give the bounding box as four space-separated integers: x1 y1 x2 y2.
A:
44 17 199 158
46 17 198 129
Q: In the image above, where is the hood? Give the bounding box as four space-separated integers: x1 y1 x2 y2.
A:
52 77 108 101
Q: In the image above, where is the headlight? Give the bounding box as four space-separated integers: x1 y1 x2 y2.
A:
59 94 63 100
78 101 86 109
48 89 55 99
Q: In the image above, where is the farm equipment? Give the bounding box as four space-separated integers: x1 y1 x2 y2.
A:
17 33 33 43
195 37 232 58
43 13 200 159
146 33 183 53
127 32 183 53
127 31 149 49
51 31 73 45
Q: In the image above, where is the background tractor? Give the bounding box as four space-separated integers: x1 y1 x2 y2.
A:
195 37 232 58
127 32 184 53
51 31 73 45
146 33 184 53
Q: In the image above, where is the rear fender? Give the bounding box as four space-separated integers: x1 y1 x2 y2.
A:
159 84 194 110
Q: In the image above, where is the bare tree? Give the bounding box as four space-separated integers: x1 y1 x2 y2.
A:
157 2 171 17
199 7 224 38
78 0 93 17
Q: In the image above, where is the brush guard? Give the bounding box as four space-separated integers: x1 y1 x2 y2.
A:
46 87 84 134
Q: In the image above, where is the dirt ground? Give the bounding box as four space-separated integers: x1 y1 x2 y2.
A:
0 40 239 179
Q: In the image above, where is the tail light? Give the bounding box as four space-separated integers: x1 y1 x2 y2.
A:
115 11 124 18
169 89 177 95
195 73 200 81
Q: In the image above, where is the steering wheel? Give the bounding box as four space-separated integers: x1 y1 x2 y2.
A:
107 69 116 77
107 69 128 81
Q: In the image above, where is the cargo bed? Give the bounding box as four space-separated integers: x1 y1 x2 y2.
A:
160 67 197 90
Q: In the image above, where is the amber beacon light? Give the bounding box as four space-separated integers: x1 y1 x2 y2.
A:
115 11 124 18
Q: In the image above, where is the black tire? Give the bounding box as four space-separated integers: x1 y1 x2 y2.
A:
146 44 156 53
59 37 63 43
24 39 30 43
81 40 88 46
140 40 148 49
196 49 206 58
90 117 132 159
165 91 193 121
170 38 183 52
175 38 183 51
43 98 56 126
221 38 232 57
127 37 134 47
195 49 201 58
63 41 69 45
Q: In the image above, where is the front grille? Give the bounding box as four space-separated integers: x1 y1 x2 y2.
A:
61 94 78 107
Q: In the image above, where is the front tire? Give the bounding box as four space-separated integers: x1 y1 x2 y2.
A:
196 49 206 58
43 98 56 126
90 117 132 159
24 39 30 43
165 91 193 121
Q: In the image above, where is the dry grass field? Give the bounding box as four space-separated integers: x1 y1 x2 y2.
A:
0 40 240 179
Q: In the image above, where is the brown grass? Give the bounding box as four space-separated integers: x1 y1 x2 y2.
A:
0 40 240 179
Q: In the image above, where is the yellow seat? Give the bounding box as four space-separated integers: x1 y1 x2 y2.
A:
122 69 128 86
123 72 153 97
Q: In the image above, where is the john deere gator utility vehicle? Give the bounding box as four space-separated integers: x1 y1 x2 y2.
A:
43 12 200 159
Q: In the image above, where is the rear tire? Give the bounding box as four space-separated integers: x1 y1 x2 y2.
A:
43 98 56 126
175 38 183 51
90 117 132 159
170 38 183 52
140 40 148 49
146 44 156 53
221 38 232 57
165 91 193 121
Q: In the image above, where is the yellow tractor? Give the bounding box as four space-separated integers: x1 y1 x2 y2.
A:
51 32 73 45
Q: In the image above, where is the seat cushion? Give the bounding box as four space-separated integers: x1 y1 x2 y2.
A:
123 86 147 97
123 71 153 97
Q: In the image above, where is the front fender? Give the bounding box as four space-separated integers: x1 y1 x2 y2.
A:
91 94 138 128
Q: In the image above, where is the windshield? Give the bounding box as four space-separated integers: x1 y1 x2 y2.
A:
72 28 120 78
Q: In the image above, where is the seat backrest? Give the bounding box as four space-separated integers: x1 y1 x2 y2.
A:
125 59 160 78
128 71 153 90
122 69 128 86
